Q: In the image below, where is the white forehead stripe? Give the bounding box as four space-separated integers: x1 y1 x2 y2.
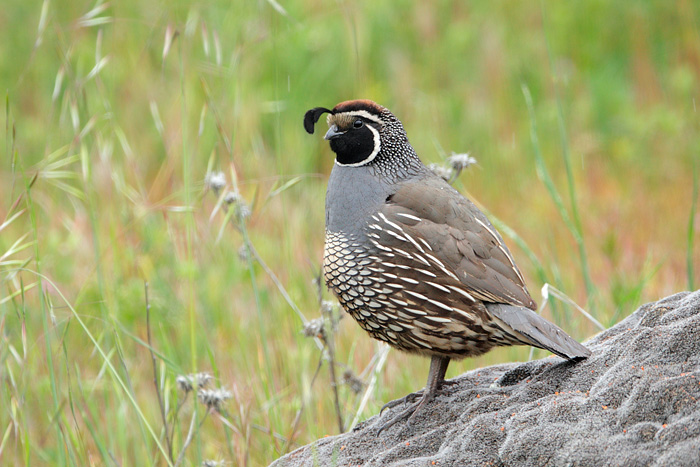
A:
333 110 384 126
334 123 382 167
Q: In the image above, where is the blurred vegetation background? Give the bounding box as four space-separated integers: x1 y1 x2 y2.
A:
1 0 698 465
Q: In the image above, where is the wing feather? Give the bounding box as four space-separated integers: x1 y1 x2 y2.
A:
377 176 536 310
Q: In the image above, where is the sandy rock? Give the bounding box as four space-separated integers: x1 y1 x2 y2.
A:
271 291 700 467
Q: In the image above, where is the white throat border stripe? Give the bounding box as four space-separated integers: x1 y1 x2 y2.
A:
334 116 382 167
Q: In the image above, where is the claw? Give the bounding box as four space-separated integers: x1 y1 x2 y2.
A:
375 356 451 435
376 400 420 435
378 378 457 416
375 390 436 435
380 390 423 414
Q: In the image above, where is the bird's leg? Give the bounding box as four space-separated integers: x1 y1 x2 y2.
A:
376 356 450 435
379 355 453 413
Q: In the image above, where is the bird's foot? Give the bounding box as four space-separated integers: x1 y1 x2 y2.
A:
376 356 453 435
379 378 458 416
375 390 436 436
379 391 423 415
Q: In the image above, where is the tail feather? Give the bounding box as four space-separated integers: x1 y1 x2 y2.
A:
485 303 591 360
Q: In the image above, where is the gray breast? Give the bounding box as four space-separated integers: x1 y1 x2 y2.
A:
325 164 393 237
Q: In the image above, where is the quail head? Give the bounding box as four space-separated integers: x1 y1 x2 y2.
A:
304 99 590 433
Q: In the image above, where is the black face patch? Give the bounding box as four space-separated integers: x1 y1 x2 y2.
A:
329 124 378 165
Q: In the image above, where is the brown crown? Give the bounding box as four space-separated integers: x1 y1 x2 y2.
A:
332 99 385 115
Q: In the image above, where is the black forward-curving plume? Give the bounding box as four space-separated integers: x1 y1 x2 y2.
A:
306 99 591 433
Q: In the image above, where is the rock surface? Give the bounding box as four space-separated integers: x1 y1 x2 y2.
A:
271 291 700 467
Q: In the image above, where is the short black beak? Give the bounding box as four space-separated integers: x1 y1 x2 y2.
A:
324 125 345 140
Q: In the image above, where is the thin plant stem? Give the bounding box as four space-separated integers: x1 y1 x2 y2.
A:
201 79 321 350
169 394 189 453
522 84 593 312
688 159 698 290
174 410 208 467
282 352 324 454
350 344 390 430
320 305 343 433
313 272 343 433
542 283 605 331
540 1 595 306
25 172 68 466
15 269 173 465
227 187 280 443
249 423 289 444
145 282 173 463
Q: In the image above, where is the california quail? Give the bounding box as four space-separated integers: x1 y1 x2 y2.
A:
304 99 591 433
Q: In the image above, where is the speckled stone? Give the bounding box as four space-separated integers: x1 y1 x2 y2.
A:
271 291 700 467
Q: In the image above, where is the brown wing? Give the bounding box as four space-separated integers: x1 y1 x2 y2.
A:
375 176 536 310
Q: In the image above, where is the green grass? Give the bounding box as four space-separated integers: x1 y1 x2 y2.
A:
1 1 699 465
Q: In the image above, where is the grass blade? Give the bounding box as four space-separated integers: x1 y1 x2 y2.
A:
540 2 595 305
521 83 595 311
19 269 174 466
688 159 698 290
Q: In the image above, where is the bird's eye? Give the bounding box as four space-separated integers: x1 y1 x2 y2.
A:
353 119 364 129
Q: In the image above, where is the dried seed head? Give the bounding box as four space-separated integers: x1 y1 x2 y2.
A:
302 317 325 339
238 244 251 263
320 300 342 332
176 376 190 392
205 171 226 195
448 152 476 172
224 191 251 220
175 375 192 393
223 191 241 205
428 163 452 182
237 203 251 220
342 369 364 395
321 300 335 315
198 387 232 412
176 373 214 393
202 459 228 467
